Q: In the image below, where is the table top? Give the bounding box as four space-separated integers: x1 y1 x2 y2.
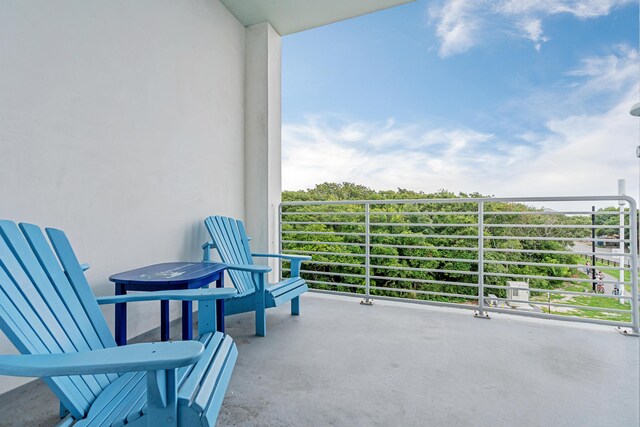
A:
109 262 226 285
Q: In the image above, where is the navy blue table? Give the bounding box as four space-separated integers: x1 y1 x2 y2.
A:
109 262 227 346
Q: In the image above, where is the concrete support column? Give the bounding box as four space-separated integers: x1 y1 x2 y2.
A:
244 22 282 281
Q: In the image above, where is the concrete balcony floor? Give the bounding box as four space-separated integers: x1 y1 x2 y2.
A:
0 293 638 426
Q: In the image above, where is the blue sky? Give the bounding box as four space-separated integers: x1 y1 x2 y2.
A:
281 0 640 198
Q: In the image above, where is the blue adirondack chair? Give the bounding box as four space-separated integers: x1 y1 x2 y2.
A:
202 215 311 337
0 220 238 426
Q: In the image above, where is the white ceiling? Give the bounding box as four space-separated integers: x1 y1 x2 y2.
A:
220 0 414 35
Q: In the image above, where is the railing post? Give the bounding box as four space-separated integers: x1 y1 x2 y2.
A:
361 202 373 305
475 201 489 319
616 184 626 303
591 206 596 291
625 198 639 335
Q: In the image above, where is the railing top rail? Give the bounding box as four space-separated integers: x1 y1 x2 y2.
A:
281 195 635 207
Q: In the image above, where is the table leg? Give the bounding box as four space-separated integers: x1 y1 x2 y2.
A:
182 301 192 340
161 300 170 341
216 275 225 333
115 284 127 346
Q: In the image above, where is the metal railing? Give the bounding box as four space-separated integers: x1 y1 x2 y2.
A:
279 196 639 334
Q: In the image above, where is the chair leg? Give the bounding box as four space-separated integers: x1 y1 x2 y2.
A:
256 306 266 337
291 296 300 315
256 292 267 337
255 277 266 336
146 369 178 425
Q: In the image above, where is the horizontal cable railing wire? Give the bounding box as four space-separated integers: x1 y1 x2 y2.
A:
485 247 635 257
280 196 639 333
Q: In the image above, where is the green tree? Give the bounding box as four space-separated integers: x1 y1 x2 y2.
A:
282 183 594 303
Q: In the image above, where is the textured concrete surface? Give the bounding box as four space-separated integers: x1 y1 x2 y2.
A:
0 293 638 426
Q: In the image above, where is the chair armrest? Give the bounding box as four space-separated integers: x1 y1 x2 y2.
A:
96 288 237 305
226 264 270 292
0 341 204 377
251 253 309 277
202 241 215 262
251 253 312 261
226 264 272 274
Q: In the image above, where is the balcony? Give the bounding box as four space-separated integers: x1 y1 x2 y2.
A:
2 1 639 425
1 195 638 426
1 293 638 426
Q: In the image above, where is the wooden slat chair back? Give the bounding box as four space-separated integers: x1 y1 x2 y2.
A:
205 216 256 296
0 221 238 426
203 215 311 336
0 221 116 419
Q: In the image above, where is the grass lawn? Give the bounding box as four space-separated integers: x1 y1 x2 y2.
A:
530 270 633 323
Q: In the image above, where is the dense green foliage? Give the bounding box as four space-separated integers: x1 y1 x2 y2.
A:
593 206 636 241
281 183 592 303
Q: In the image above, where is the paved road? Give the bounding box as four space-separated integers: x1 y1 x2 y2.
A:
573 241 633 266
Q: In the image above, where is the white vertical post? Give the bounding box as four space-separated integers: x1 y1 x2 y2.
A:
631 105 640 333
475 201 488 318
628 197 639 335
618 180 626 303
244 22 282 284
361 202 373 305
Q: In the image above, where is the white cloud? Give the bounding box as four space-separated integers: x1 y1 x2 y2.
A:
283 49 640 201
283 96 639 199
429 0 633 56
495 0 632 17
497 90 639 198
282 119 495 191
567 45 639 99
519 19 549 51
429 0 483 57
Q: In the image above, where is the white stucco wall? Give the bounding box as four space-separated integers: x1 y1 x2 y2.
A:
0 0 245 393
